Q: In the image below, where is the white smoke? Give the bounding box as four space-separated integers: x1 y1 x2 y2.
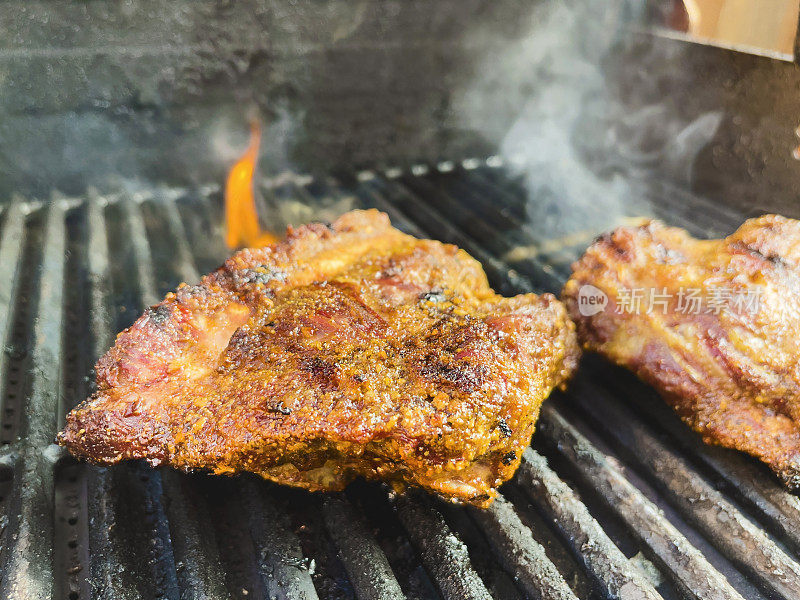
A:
210 103 300 174
457 0 722 238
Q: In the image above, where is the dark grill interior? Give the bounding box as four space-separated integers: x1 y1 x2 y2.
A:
1 164 799 600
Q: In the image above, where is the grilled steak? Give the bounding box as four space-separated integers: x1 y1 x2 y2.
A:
563 215 800 488
59 209 578 506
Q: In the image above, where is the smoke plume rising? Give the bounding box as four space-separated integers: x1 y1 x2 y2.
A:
458 0 722 239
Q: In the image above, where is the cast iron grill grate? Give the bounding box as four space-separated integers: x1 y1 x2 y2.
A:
0 164 798 600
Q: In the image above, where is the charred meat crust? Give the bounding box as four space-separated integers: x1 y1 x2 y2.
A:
59 209 579 507
563 215 800 489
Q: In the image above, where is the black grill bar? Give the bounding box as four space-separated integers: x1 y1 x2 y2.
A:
121 197 159 307
537 404 745 600
0 204 25 429
159 191 205 287
432 499 527 600
467 495 578 600
459 168 744 268
1 201 67 599
466 166 745 239
639 178 744 236
567 376 800 600
86 193 114 358
518 449 662 600
161 471 230 600
25 201 66 450
397 174 565 289
449 171 598 269
391 494 492 600
394 174 567 291
240 480 319 600
83 193 146 600
54 460 90 600
57 194 93 600
85 467 132 600
322 496 405 600
352 179 544 297
588 360 800 558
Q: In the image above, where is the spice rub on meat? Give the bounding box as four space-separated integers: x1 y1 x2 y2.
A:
563 215 800 489
58 210 578 506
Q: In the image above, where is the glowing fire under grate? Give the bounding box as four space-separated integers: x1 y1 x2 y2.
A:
224 122 278 250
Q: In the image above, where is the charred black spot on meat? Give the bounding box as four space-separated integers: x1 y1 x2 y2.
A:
145 304 172 326
614 245 630 259
739 243 787 268
415 321 492 393
497 418 513 437
501 452 517 465
420 290 446 303
267 401 292 416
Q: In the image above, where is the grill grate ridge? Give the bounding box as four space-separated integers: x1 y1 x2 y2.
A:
0 204 26 448
1 201 67 599
1 165 799 599
537 404 745 600
392 493 492 600
467 494 578 600
322 495 405 600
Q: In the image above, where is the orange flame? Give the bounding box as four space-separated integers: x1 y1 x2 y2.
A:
224 122 278 249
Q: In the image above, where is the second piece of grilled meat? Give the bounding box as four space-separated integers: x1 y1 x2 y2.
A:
59 209 578 506
563 215 800 488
